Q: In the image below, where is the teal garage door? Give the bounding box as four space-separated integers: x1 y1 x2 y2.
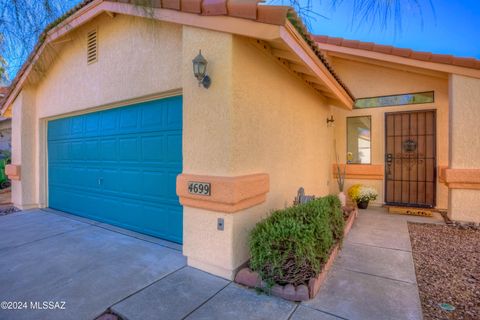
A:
48 96 183 243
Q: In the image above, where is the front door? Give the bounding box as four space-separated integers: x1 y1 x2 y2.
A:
385 110 436 208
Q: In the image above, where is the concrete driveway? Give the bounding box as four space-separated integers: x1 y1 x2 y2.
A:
0 209 186 320
0 209 297 320
0 207 432 320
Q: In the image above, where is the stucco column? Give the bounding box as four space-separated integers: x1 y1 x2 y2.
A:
447 74 480 222
10 87 38 209
181 26 240 279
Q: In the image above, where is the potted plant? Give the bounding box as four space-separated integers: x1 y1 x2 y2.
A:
347 184 378 209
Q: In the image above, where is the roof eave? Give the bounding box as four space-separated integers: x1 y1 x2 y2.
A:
1 1 354 114
316 42 480 79
281 21 354 109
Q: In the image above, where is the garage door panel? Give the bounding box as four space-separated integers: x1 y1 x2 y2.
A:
101 109 119 133
141 104 164 130
101 169 122 193
118 169 142 196
167 134 182 162
85 113 100 136
71 116 84 136
118 137 139 161
166 101 182 127
100 138 118 161
70 141 85 161
48 96 183 243
84 140 100 161
48 141 69 161
141 135 165 162
141 204 183 243
142 171 169 198
48 118 71 140
120 107 140 130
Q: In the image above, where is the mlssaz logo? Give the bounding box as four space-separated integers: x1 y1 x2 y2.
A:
30 301 66 310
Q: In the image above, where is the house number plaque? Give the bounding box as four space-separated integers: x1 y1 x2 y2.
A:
188 181 211 196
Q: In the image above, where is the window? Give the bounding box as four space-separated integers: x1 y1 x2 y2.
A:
354 91 434 109
347 116 371 164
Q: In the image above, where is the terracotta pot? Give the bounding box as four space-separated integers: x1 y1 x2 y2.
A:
338 192 346 207
357 200 369 209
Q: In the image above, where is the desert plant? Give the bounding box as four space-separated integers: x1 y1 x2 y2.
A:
249 195 344 287
333 140 346 192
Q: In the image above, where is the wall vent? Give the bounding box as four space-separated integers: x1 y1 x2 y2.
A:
87 29 98 64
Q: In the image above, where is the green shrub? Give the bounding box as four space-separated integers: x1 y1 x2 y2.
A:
249 195 344 286
322 195 345 241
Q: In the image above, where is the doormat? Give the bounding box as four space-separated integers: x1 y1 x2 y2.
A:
388 206 433 217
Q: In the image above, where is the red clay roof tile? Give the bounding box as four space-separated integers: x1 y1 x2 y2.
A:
429 54 453 64
391 48 412 58
341 39 360 49
227 0 260 19
452 57 478 68
410 51 432 61
162 0 181 10
314 35 480 70
256 5 291 25
357 41 374 51
326 37 343 46
313 35 328 43
202 0 227 15
372 44 393 54
181 0 201 13
151 0 162 8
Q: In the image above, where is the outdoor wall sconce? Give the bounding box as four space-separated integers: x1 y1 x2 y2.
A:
192 50 211 89
326 115 335 127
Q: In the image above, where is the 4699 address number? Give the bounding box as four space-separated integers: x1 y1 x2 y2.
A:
187 181 211 196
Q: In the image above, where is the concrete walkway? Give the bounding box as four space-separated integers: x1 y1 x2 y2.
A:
0 207 440 320
301 208 443 320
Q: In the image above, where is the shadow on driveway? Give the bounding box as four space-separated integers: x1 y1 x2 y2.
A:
0 209 186 320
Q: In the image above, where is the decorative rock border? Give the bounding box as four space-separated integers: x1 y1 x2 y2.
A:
235 207 358 302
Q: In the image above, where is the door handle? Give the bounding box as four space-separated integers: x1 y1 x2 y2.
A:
386 154 393 178
98 177 103 185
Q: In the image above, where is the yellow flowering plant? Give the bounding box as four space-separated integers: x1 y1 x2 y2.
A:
348 184 378 203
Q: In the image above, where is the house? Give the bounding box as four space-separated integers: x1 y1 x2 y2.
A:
1 0 479 280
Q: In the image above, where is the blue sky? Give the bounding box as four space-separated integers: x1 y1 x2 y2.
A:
274 0 480 59
3 0 480 79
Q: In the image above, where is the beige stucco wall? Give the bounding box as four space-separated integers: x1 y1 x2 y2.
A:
330 58 449 209
181 26 237 278
11 13 183 209
182 30 334 278
36 14 182 118
11 88 38 209
448 74 480 222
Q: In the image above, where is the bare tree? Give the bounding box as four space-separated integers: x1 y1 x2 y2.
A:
330 0 435 33
0 0 75 81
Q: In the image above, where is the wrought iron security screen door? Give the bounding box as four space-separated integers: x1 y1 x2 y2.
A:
385 110 436 207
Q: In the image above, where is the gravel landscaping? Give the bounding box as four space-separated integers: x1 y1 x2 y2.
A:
408 223 480 320
0 206 20 216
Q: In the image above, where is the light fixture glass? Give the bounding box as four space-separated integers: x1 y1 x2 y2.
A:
192 50 211 88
